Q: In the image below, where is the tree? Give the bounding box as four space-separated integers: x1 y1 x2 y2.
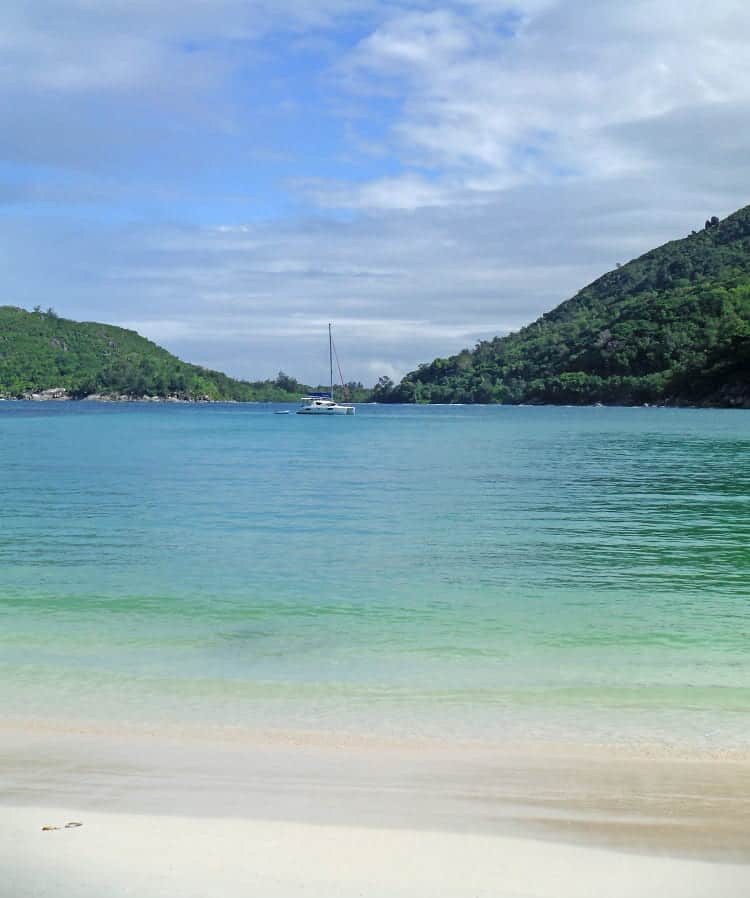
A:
371 375 394 401
275 371 301 394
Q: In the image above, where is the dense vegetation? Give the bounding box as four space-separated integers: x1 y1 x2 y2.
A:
0 306 310 401
380 207 750 407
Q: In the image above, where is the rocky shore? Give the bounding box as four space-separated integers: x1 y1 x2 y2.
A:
0 388 218 403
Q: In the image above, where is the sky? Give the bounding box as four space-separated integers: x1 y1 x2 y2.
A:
2 1 750 385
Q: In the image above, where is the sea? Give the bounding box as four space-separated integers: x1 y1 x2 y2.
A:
1 401 748 749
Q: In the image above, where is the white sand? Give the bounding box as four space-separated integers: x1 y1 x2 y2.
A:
3 805 750 898
2 722 749 897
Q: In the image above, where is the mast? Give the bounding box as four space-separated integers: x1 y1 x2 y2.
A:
329 323 333 401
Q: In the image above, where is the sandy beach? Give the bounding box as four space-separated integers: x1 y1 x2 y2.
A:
4 806 750 898
2 721 749 897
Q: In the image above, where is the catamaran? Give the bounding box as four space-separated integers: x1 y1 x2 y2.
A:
297 324 355 415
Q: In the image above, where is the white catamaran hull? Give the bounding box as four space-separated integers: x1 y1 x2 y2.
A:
297 402 354 415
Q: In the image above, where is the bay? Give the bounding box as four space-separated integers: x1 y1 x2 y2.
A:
1 401 748 747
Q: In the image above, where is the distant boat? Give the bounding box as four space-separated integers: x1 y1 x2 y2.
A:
297 324 355 416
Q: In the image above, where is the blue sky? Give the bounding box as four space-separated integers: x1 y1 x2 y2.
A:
3 1 750 384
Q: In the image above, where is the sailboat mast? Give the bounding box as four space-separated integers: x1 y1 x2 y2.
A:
329 323 333 400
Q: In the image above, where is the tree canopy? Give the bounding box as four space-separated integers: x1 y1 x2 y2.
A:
0 307 307 401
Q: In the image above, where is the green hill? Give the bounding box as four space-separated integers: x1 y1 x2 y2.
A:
0 306 304 401
381 207 750 407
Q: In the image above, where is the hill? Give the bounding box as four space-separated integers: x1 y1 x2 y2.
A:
379 207 750 407
0 306 305 401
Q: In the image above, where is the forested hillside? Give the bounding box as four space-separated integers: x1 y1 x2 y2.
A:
0 306 302 401
381 207 750 407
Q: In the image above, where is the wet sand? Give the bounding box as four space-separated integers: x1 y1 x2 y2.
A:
2 721 749 897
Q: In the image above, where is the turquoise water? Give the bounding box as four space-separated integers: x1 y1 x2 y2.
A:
1 402 749 747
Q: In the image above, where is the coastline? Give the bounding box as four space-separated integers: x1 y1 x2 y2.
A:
4 720 750 852
3 391 749 407
0 389 225 403
3 720 749 898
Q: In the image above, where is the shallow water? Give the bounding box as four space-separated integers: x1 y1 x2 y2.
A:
1 401 748 747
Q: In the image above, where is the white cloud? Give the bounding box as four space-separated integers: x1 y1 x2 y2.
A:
295 173 462 210
2 2 750 385
330 0 750 208
353 9 475 72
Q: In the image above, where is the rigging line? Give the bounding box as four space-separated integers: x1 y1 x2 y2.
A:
331 337 349 399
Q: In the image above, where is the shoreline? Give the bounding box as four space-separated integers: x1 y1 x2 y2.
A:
3 715 750 762
4 718 749 864
0 391 233 403
3 393 750 408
